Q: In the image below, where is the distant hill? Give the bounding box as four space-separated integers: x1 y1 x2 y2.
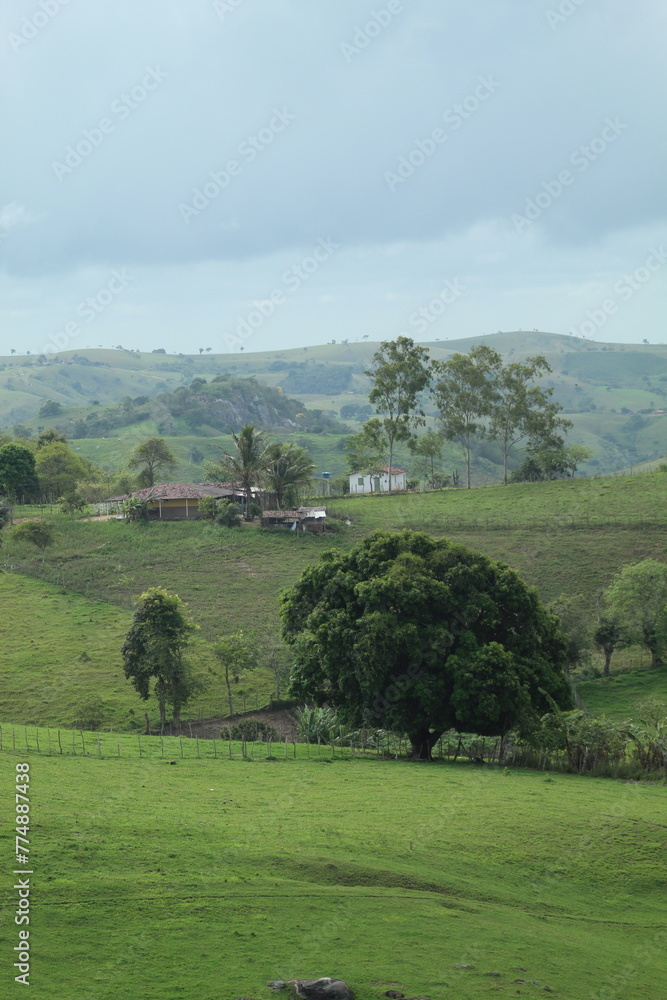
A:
2 332 667 476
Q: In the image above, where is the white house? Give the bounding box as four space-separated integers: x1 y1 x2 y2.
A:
348 465 407 494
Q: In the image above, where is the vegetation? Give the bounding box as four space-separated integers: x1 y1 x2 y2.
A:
263 441 316 507
127 436 177 487
5 749 666 999
364 336 431 492
0 442 38 499
605 559 667 667
282 530 572 759
207 424 268 520
121 588 200 728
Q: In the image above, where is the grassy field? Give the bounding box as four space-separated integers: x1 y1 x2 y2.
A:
579 667 667 720
3 472 667 729
2 749 666 1000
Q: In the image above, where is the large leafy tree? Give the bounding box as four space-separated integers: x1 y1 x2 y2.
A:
264 442 315 508
128 437 177 487
121 588 199 728
0 443 38 500
35 441 91 499
605 559 667 668
209 424 268 520
282 530 572 759
364 337 431 492
431 346 498 489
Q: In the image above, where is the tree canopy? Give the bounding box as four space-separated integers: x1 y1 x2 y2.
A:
605 559 667 668
121 588 200 727
281 530 572 758
127 437 177 488
364 336 431 492
0 443 38 500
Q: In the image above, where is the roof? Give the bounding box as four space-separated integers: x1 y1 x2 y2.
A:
263 506 327 521
349 465 406 477
99 483 244 504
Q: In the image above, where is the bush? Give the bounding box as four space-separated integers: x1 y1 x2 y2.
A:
197 495 218 520
225 719 279 741
295 705 340 743
216 500 243 527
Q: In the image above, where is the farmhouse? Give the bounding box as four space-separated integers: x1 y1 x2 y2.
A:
96 483 254 520
348 465 407 494
261 506 327 532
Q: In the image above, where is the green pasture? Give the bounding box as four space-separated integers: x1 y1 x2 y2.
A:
1 750 665 1000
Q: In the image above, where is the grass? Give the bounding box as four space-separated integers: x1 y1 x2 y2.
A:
1 748 665 1000
3 473 667 729
579 667 667 720
0 573 275 731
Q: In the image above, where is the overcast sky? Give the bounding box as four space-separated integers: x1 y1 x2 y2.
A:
1 0 666 357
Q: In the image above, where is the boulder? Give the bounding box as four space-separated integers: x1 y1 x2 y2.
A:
292 978 353 1000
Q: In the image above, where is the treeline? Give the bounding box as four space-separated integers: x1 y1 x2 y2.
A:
351 338 591 489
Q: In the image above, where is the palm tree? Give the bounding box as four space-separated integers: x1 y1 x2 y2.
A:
264 442 315 508
218 425 268 520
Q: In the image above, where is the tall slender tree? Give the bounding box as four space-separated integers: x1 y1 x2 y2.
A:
431 345 498 489
364 337 431 493
488 354 566 485
214 424 268 519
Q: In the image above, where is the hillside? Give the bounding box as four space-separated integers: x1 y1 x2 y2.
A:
2 472 666 731
2 333 667 478
2 750 665 999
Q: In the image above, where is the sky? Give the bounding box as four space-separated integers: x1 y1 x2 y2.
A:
1 0 666 357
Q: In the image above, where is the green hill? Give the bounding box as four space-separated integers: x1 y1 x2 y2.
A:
3 749 665 999
3 333 667 478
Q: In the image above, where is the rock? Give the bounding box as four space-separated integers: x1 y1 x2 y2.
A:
453 963 472 969
517 967 527 972
292 978 353 1000
485 972 501 977
532 981 540 986
268 983 286 992
543 988 554 993
384 993 405 998
514 980 526 985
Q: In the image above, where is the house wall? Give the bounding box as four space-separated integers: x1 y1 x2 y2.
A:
349 472 406 494
148 498 200 520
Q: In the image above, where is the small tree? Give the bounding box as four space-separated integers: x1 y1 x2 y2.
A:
344 418 388 482
594 617 623 676
127 437 177 488
263 442 315 508
211 425 268 521
409 429 446 487
213 631 257 718
605 559 667 668
121 588 199 728
11 520 55 565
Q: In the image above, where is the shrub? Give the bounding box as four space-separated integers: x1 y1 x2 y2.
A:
225 719 279 741
295 705 340 743
216 500 243 527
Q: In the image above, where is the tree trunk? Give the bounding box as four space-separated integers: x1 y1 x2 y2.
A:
388 436 394 494
503 444 508 486
245 481 253 521
225 667 234 718
603 646 613 676
408 727 443 761
466 434 471 489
